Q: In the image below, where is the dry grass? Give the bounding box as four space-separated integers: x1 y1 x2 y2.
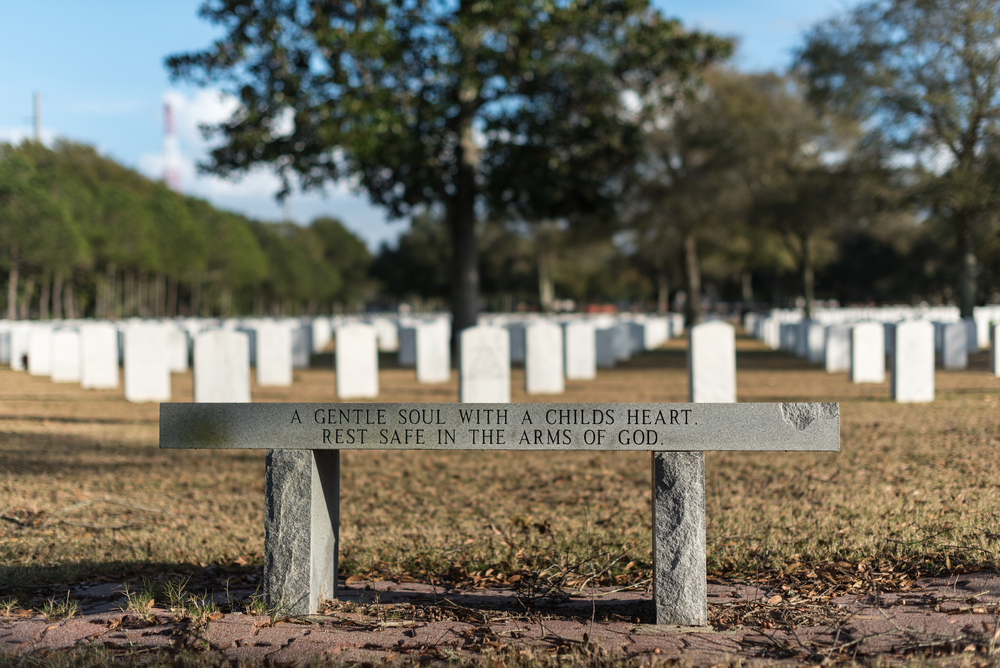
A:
1 334 999 610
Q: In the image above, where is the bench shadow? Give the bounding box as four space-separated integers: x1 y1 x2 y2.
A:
336 583 656 624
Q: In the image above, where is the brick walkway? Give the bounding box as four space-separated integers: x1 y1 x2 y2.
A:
3 573 999 664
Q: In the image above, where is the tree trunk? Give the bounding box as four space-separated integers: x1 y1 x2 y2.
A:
124 269 134 317
191 279 202 317
657 269 669 314
139 272 149 318
20 276 35 321
64 277 75 319
959 235 978 318
538 247 555 312
683 231 701 328
52 272 64 320
801 234 815 321
448 86 480 355
106 264 116 320
38 272 50 320
741 271 753 305
167 276 178 318
7 250 18 321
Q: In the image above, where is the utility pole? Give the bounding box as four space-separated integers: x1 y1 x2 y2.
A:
33 92 41 142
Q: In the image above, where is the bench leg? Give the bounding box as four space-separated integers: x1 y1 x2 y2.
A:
652 451 706 626
264 449 340 616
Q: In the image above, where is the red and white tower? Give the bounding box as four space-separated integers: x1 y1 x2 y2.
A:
163 102 181 191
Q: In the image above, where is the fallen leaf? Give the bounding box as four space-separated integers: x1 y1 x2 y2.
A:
767 595 782 605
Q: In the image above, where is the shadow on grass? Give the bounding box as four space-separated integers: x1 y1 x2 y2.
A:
0 431 262 477
0 559 262 601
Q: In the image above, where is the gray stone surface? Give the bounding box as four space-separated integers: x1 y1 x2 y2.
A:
160 402 840 452
652 451 706 626
265 449 339 616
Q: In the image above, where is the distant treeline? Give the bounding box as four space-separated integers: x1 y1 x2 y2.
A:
0 141 372 320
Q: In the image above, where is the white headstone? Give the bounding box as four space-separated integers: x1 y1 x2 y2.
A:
644 318 669 349
507 323 526 363
312 318 333 353
194 329 250 403
762 317 780 350
613 323 632 362
942 322 968 369
50 329 81 383
416 321 450 383
10 324 30 371
291 323 312 368
805 322 825 363
564 321 596 380
124 323 171 403
256 321 293 387
963 317 979 352
688 321 736 403
891 320 934 402
0 322 10 364
850 322 885 383
397 326 417 366
824 325 850 373
80 322 119 389
627 322 646 354
27 325 53 376
991 323 1000 377
372 318 399 352
595 328 616 368
667 313 684 339
525 321 564 394
168 327 189 372
335 323 379 399
459 326 510 402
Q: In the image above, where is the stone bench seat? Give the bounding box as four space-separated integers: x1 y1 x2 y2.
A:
160 401 839 625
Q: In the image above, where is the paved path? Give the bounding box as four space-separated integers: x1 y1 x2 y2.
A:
3 573 1000 664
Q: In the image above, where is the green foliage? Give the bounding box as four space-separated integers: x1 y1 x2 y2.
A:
0 141 372 317
796 0 1000 315
168 0 732 330
370 213 452 302
310 217 372 303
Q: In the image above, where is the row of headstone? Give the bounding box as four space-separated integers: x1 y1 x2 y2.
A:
0 310 696 406
0 318 304 404
747 305 1000 403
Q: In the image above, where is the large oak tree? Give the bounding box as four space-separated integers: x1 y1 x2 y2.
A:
167 0 729 342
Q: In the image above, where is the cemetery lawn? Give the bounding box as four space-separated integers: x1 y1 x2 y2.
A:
2 335 999 614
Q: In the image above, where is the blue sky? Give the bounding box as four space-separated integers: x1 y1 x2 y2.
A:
0 0 856 250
